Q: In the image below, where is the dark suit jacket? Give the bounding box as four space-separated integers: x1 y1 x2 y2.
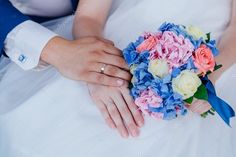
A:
0 0 79 57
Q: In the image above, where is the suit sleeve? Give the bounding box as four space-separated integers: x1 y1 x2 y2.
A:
1 0 58 70
0 0 30 57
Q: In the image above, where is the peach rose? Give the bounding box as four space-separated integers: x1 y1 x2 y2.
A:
137 35 158 53
193 44 215 75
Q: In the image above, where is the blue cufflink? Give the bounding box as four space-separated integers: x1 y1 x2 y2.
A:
18 54 27 63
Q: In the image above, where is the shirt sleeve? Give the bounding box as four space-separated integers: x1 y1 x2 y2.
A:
4 20 58 70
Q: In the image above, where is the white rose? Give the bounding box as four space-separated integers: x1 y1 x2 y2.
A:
130 64 137 75
148 59 169 78
172 70 201 99
186 25 207 40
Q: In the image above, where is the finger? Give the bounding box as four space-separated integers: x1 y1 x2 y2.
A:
122 88 144 127
90 50 128 70
91 63 131 81
77 37 114 48
82 37 121 56
95 100 116 129
100 53 129 70
99 38 114 46
113 93 140 137
188 99 212 114
85 72 126 87
106 101 129 138
100 43 123 56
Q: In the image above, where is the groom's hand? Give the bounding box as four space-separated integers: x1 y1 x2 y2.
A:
41 36 131 86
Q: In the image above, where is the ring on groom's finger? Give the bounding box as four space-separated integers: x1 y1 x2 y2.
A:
100 64 107 74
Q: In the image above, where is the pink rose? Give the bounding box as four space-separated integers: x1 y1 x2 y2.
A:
137 35 158 53
193 44 215 75
150 31 194 68
135 89 163 114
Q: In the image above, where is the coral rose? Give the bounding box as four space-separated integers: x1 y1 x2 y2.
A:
193 44 215 75
137 35 158 53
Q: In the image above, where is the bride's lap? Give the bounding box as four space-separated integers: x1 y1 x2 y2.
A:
0 66 235 156
0 57 235 157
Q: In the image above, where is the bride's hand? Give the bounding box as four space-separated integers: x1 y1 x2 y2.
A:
88 84 144 138
41 36 131 86
206 1 236 84
208 25 236 84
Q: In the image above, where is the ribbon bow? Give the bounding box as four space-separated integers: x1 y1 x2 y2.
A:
202 77 235 126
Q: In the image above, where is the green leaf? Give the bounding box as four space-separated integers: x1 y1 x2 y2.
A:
205 32 211 43
184 96 194 104
206 64 223 76
214 64 223 71
205 71 211 76
201 109 215 118
208 110 215 115
128 82 133 90
194 84 208 101
201 112 208 118
211 108 215 112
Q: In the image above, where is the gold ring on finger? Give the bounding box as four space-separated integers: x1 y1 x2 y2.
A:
100 64 107 74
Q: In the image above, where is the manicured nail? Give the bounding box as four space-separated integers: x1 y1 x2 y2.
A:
122 131 128 138
138 120 144 127
131 129 139 137
117 79 124 86
110 123 116 129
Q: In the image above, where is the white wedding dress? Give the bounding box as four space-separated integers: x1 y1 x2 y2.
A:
0 0 235 157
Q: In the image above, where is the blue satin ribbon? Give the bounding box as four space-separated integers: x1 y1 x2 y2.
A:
202 77 235 126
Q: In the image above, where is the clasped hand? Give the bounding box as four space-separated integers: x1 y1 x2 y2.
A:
42 36 130 86
41 36 144 138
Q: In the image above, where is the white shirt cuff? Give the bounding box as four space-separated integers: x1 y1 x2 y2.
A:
4 20 58 70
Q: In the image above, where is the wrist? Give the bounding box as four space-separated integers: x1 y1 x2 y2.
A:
224 23 236 38
41 36 70 67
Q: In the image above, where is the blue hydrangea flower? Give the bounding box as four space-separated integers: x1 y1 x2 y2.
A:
123 43 139 66
158 22 189 38
206 40 219 56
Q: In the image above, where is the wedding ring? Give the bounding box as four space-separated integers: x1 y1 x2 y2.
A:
100 64 107 74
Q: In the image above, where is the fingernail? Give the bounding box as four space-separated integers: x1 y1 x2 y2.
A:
138 120 144 127
122 131 128 138
131 129 139 137
117 79 124 86
110 123 116 129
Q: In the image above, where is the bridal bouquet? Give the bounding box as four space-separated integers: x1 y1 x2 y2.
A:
123 22 235 125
